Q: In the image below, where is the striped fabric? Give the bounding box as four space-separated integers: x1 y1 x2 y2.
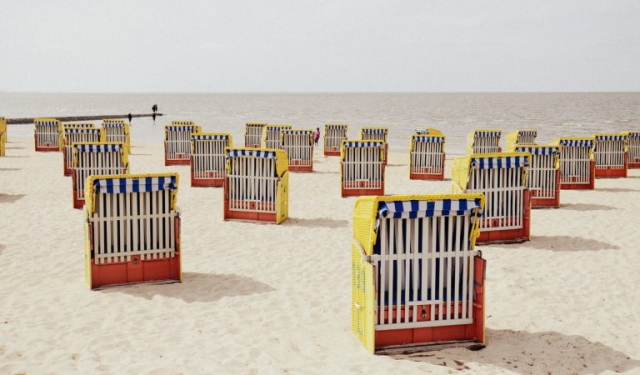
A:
102 123 126 128
414 129 430 134
94 176 177 194
193 134 229 140
474 131 501 137
282 130 313 135
516 146 558 155
519 131 537 136
378 199 483 219
414 136 445 143
65 129 101 134
35 121 58 126
102 119 125 124
172 120 195 126
326 125 347 129
559 139 594 147
629 132 640 138
166 126 198 132
472 156 528 169
226 149 276 159
595 135 627 141
73 144 122 152
343 141 384 148
362 129 387 134
267 126 291 131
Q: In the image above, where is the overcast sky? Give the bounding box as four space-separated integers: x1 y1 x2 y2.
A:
1 0 638 92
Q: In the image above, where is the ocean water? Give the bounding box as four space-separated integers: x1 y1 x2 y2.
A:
2 92 639 155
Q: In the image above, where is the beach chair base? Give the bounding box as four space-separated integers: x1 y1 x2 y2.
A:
341 183 385 198
165 155 191 166
245 143 261 149
73 193 84 209
35 145 60 152
595 167 627 178
191 171 225 187
223 181 280 223
629 162 640 169
374 257 486 351
324 150 341 156
289 161 313 173
477 191 530 244
64 162 72 176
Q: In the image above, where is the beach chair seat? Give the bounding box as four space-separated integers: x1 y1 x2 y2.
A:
324 124 348 156
352 194 487 353
409 134 446 180
341 140 385 197
72 142 129 209
84 173 181 289
550 137 595 190
360 127 389 165
261 125 292 150
34 118 62 152
452 152 530 244
244 122 267 148
593 134 628 178
101 119 131 154
62 127 103 176
513 146 561 208
282 129 314 172
191 133 232 187
0 116 6 156
164 122 202 166
628 132 640 169
224 148 289 224
467 130 502 154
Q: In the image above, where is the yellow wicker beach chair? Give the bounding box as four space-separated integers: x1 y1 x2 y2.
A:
191 133 232 187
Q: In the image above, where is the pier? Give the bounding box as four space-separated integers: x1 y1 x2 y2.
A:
6 113 163 124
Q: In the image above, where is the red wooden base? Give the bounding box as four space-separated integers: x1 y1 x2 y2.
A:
191 170 225 187
35 145 59 152
223 180 278 223
341 182 385 197
289 162 313 173
629 162 640 169
324 149 341 156
595 168 627 178
165 155 191 166
245 143 261 148
476 191 530 244
375 257 486 350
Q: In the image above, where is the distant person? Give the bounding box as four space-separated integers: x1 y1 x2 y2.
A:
152 104 158 113
314 127 320 146
128 113 132 124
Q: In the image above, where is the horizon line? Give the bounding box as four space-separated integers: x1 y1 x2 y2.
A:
1 90 640 95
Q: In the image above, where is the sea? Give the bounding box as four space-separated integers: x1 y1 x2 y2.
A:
1 92 638 155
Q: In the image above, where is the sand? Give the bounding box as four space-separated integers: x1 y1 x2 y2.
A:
1 135 640 375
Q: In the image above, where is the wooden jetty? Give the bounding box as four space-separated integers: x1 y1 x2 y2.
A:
6 113 163 125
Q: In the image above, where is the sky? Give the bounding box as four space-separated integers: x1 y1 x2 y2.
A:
0 0 639 92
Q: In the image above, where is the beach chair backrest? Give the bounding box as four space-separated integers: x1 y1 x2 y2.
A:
409 135 445 176
324 124 348 153
414 128 443 136
85 173 179 267
281 129 314 167
515 145 559 199
101 120 130 147
63 128 105 172
351 193 485 352
506 130 537 150
245 122 267 148
628 132 640 165
34 118 62 149
593 134 627 168
550 137 594 185
261 125 292 150
341 141 385 189
73 142 129 202
191 133 232 180
164 125 202 160
467 130 502 154
360 127 388 142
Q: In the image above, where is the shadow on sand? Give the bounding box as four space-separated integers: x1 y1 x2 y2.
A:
283 217 349 229
560 203 615 211
505 235 620 251
102 272 275 303
0 168 21 171
594 187 640 193
394 329 640 375
0 194 26 203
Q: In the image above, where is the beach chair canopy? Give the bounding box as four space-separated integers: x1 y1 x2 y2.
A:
415 128 443 136
551 138 594 148
193 134 231 141
452 152 529 191
225 148 288 177
515 145 559 156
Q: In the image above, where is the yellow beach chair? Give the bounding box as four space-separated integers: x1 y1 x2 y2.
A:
466 130 502 154
512 145 560 208
341 140 385 197
628 132 640 169
281 129 314 172
164 122 202 166
324 123 348 156
261 125 292 150
593 133 628 178
549 137 595 190
505 130 537 150
101 119 131 154
34 118 62 152
62 127 104 176
244 122 267 148
360 127 389 165
409 134 446 180
190 133 232 187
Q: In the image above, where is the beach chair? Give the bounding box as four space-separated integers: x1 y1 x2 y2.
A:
414 128 443 136
512 145 560 208
244 122 267 148
72 142 129 209
62 128 104 176
0 116 6 156
324 123 348 156
360 127 389 165
34 118 62 152
452 152 530 244
409 134 446 180
351 193 487 353
190 133 232 187
549 137 595 190
505 130 537 150
466 130 502 154
164 123 202 166
261 125 293 150
101 119 131 154
84 173 181 289
341 140 385 197
628 132 640 169
281 129 314 172
224 147 289 224
593 133 628 178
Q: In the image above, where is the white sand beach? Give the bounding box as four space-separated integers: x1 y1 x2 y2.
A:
1 135 640 375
